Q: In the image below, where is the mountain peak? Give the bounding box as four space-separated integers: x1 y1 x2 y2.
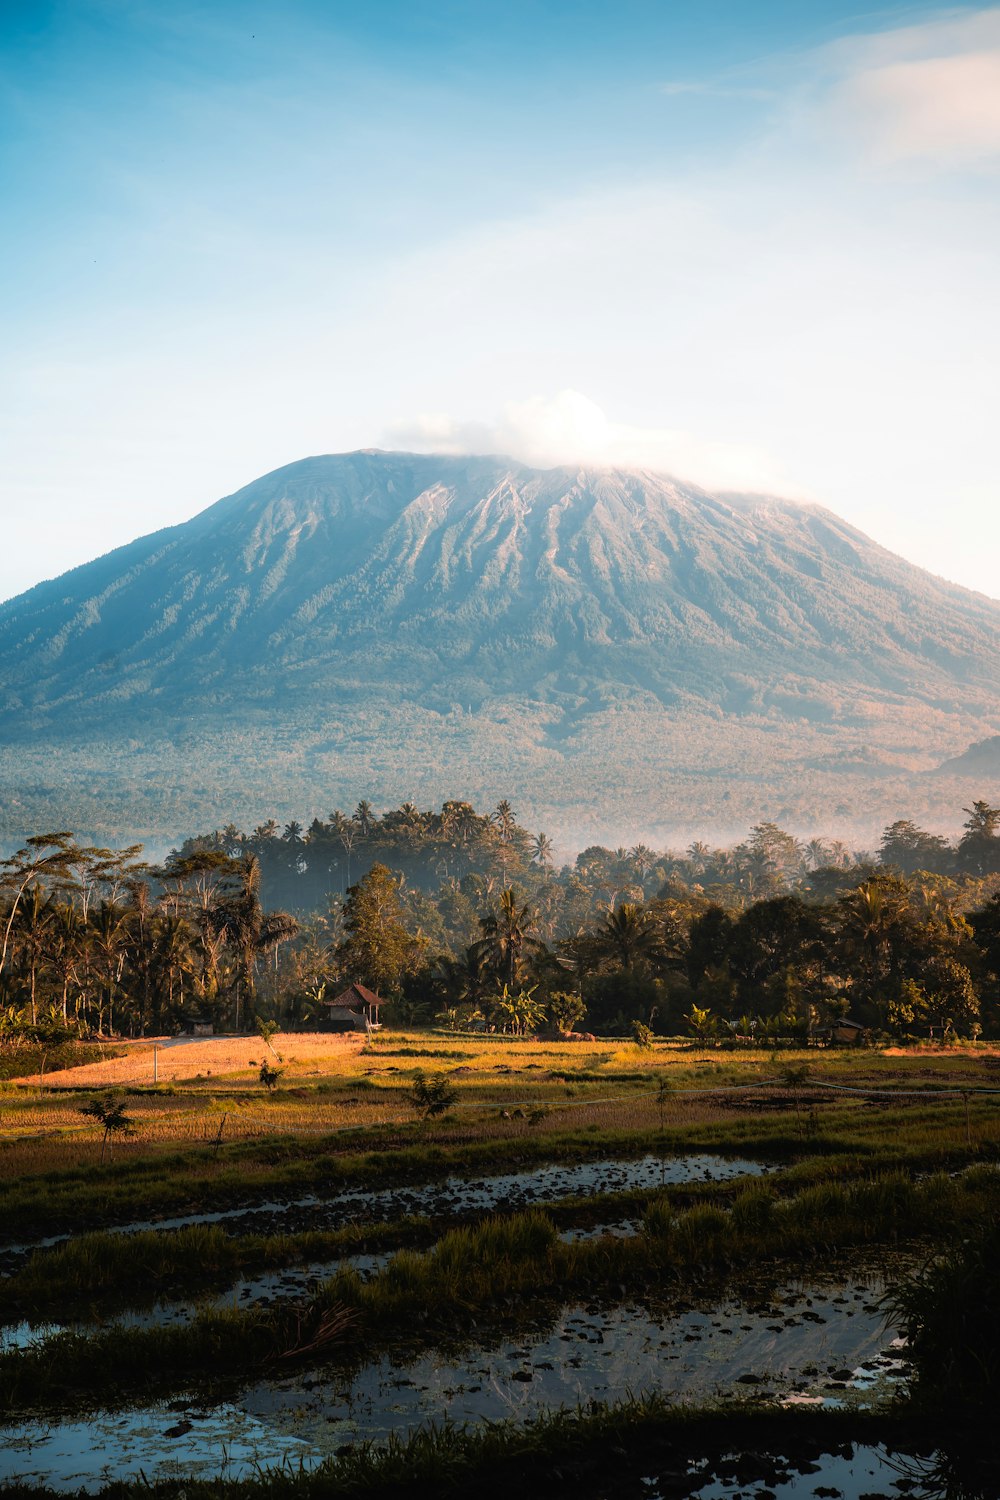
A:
0 450 997 843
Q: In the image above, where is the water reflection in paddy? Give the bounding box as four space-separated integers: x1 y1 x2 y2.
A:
679 1443 941 1499
0 1272 907 1492
4 1152 771 1263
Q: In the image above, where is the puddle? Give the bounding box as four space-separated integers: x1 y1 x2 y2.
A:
680 1443 941 1499
0 1273 908 1491
560 1220 639 1242
0 1403 320 1491
238 1274 905 1442
2 1153 770 1262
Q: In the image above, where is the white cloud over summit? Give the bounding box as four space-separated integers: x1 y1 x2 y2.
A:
388 391 797 495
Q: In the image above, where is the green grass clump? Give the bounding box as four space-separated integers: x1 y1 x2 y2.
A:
886 1209 1000 1419
4 1216 434 1320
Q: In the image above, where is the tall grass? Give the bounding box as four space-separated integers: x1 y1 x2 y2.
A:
4 1217 433 1318
885 1206 1000 1419
6 1148 966 1320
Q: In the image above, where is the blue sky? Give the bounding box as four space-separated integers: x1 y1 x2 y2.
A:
2 2 998 600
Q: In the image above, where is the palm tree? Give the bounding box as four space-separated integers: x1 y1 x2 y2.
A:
687 841 711 876
806 838 831 870
492 800 518 883
210 856 298 1029
13 885 53 1025
151 912 196 1025
437 944 491 1008
531 832 554 869
49 900 83 1024
596 902 667 972
90 901 130 1035
837 877 910 1009
476 887 544 989
354 801 375 836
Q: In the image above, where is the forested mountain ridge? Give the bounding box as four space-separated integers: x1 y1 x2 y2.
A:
1 451 998 844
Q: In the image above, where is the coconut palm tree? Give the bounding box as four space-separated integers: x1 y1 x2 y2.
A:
151 912 195 1026
210 856 299 1029
595 902 668 972
89 901 130 1035
437 944 491 1009
531 832 554 869
12 885 54 1025
476 887 544 989
353 800 375 836
837 877 911 1008
49 900 84 1024
806 838 832 870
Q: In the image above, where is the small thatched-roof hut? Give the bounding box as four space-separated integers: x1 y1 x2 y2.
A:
321 983 385 1032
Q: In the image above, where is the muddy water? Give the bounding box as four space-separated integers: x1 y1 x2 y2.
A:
0 1273 908 1492
2 1152 770 1262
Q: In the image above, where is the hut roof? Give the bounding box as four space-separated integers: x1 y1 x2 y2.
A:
323 983 385 1010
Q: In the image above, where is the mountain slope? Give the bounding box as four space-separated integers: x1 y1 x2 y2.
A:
3 450 999 726
1 451 998 843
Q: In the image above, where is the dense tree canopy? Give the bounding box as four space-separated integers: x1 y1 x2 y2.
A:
3 795 1000 1043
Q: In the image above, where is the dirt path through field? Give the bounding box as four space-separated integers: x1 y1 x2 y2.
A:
24 1032 365 1088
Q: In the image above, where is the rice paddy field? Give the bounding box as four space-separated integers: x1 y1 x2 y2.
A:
1 1031 998 1498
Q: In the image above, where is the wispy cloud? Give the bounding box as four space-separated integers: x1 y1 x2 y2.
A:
838 50 1000 165
820 9 1000 167
659 79 773 100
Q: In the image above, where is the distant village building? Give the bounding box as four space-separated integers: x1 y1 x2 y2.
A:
321 983 385 1032
811 1018 867 1046
185 1017 214 1037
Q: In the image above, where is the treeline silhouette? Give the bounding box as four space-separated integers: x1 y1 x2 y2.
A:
3 798 1000 1048
170 799 1000 909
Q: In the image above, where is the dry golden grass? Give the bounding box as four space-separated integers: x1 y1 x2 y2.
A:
2 1031 998 1181
21 1030 366 1088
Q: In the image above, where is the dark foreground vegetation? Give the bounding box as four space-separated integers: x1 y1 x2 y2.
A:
0 1402 993 1500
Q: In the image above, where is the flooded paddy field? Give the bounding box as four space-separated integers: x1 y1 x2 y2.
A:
1 1151 773 1266
0 1271 908 1491
3 1034 999 1498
